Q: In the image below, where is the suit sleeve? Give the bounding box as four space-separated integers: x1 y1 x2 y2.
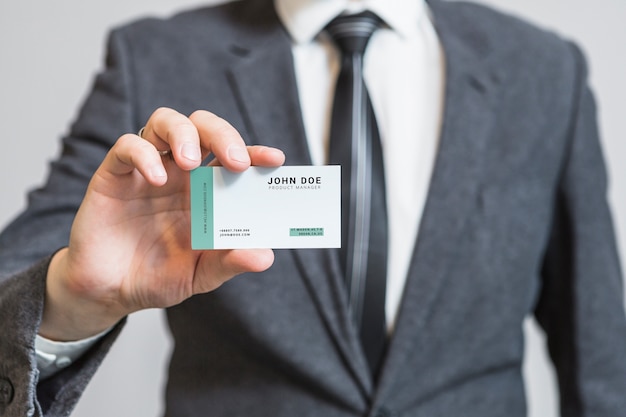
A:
0 28 137 417
535 43 626 416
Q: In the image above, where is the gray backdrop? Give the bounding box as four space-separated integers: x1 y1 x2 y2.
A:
1 1 624 416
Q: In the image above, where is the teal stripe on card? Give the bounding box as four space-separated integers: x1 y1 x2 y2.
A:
190 167 214 249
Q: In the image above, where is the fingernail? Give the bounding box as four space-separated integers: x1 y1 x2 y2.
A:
181 143 201 162
228 145 250 163
263 147 285 158
151 165 167 178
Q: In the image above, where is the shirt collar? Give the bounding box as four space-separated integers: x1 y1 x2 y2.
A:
274 0 427 44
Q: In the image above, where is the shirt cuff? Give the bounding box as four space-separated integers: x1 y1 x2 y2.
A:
35 328 112 380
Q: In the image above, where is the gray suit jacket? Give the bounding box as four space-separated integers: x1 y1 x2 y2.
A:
1 0 625 416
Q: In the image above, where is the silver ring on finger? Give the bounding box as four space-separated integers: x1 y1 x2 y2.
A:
138 126 173 160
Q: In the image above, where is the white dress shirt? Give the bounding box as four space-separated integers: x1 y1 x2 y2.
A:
275 0 444 330
36 0 444 377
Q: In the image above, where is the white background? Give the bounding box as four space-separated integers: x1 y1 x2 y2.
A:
0 1 624 416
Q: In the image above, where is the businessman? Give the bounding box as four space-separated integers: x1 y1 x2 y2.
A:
0 0 625 416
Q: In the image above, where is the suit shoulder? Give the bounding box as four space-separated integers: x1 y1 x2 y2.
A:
110 0 275 43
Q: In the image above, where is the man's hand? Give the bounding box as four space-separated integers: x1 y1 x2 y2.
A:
39 108 285 341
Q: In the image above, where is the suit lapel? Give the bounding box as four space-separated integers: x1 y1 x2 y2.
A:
224 19 311 163
373 0 503 405
291 248 374 396
225 8 373 396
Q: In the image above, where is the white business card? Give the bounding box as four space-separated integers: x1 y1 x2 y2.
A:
190 165 341 249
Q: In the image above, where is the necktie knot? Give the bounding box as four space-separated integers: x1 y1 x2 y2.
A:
325 11 382 56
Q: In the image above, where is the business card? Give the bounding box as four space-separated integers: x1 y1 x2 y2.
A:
190 165 341 249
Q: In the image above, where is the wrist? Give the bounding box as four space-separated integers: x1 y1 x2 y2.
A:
39 248 126 341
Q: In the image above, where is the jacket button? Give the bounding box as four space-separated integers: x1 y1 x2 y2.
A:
0 378 14 406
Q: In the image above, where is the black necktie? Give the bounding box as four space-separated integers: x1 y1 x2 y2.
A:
326 11 388 378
